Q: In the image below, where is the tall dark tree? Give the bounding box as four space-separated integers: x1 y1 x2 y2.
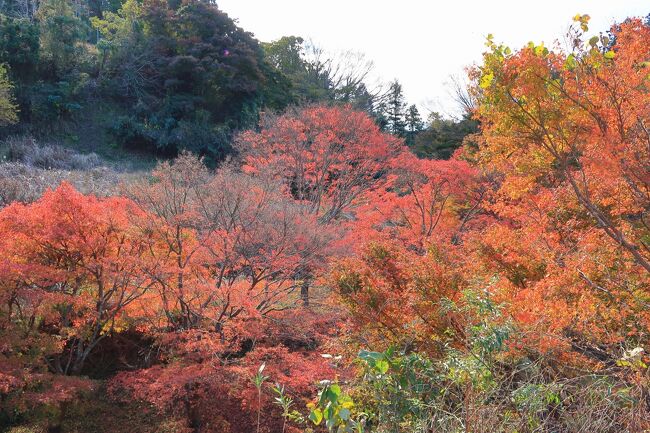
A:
385 80 406 137
404 104 423 145
372 101 389 131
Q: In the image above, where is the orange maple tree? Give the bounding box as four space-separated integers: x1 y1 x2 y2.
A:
468 16 650 360
0 183 155 375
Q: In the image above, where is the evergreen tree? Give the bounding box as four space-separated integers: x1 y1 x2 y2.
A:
36 0 87 78
385 80 406 137
0 15 40 79
404 104 423 145
373 101 389 131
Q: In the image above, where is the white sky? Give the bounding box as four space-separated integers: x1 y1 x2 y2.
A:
217 1 649 117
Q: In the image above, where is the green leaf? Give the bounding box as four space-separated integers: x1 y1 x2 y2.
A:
309 408 323 425
589 36 599 47
339 407 351 421
564 54 578 70
604 50 615 59
358 350 372 361
534 44 547 57
375 359 389 374
340 395 354 409
358 350 383 361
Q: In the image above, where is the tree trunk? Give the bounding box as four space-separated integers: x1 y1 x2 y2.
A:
300 279 310 307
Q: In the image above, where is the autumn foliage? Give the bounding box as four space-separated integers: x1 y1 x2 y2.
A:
236 105 402 223
469 17 650 361
1 18 650 430
0 106 403 431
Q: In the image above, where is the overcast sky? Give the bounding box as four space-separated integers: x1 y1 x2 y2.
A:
217 1 649 117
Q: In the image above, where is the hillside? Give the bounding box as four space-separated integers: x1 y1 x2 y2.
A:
0 3 649 433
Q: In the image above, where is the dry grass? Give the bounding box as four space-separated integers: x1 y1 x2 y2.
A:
3 136 103 171
0 136 145 207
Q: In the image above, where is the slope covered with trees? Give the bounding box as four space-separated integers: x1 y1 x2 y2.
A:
0 5 648 433
0 0 430 164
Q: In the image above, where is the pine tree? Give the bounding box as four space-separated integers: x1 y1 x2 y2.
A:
373 101 389 131
405 104 423 145
385 80 406 137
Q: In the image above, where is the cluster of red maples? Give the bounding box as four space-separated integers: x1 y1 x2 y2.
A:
1 17 649 432
0 106 405 430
